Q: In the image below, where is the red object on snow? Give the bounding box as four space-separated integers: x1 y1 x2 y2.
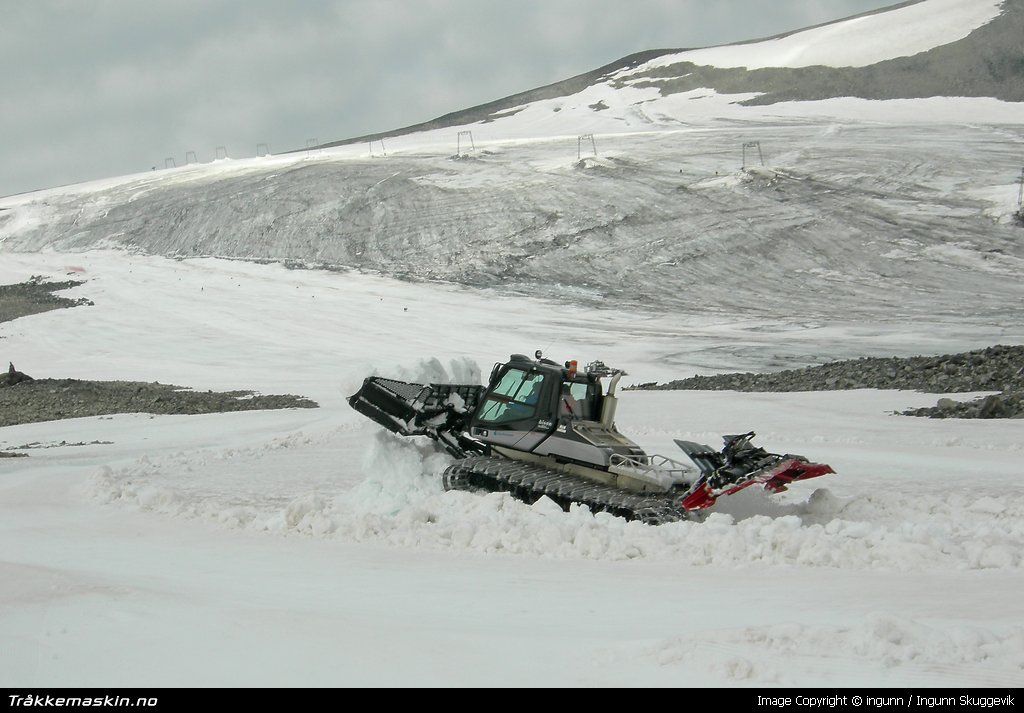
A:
681 458 835 511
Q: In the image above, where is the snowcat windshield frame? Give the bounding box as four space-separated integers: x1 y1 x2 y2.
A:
475 367 547 425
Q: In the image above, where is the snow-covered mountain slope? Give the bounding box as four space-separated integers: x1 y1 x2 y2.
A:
3 122 1023 326
1 0 1022 328
636 0 1003 70
328 0 1021 141
614 0 1023 107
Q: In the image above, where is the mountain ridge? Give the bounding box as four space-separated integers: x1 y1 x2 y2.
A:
627 0 1022 106
314 0 1019 152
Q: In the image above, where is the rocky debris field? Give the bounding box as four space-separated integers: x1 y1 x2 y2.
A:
901 391 1024 419
1 278 319 437
631 345 1024 419
1 363 33 387
0 276 93 324
0 377 318 429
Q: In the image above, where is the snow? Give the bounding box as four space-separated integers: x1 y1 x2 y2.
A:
626 0 1003 70
2 250 1023 687
2 0 1024 688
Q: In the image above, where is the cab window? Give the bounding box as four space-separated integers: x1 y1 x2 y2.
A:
559 381 598 420
477 368 546 424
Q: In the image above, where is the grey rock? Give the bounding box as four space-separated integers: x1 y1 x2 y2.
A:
631 344 1024 420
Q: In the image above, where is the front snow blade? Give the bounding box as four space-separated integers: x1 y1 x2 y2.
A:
348 376 487 456
680 458 835 511
675 434 835 511
348 377 429 436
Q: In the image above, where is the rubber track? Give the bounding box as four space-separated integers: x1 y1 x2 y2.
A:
443 455 691 525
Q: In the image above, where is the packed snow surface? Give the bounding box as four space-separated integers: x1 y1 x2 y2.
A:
1 251 1022 687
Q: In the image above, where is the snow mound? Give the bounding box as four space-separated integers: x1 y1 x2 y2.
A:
87 426 1024 572
388 356 482 385
340 431 451 516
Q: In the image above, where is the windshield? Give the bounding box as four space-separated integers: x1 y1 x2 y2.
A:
476 368 546 425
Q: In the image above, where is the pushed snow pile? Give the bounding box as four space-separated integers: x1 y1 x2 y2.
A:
88 428 1024 571
340 356 482 403
340 431 451 516
388 356 482 386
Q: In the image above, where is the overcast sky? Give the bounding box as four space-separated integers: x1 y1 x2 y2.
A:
0 0 902 198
